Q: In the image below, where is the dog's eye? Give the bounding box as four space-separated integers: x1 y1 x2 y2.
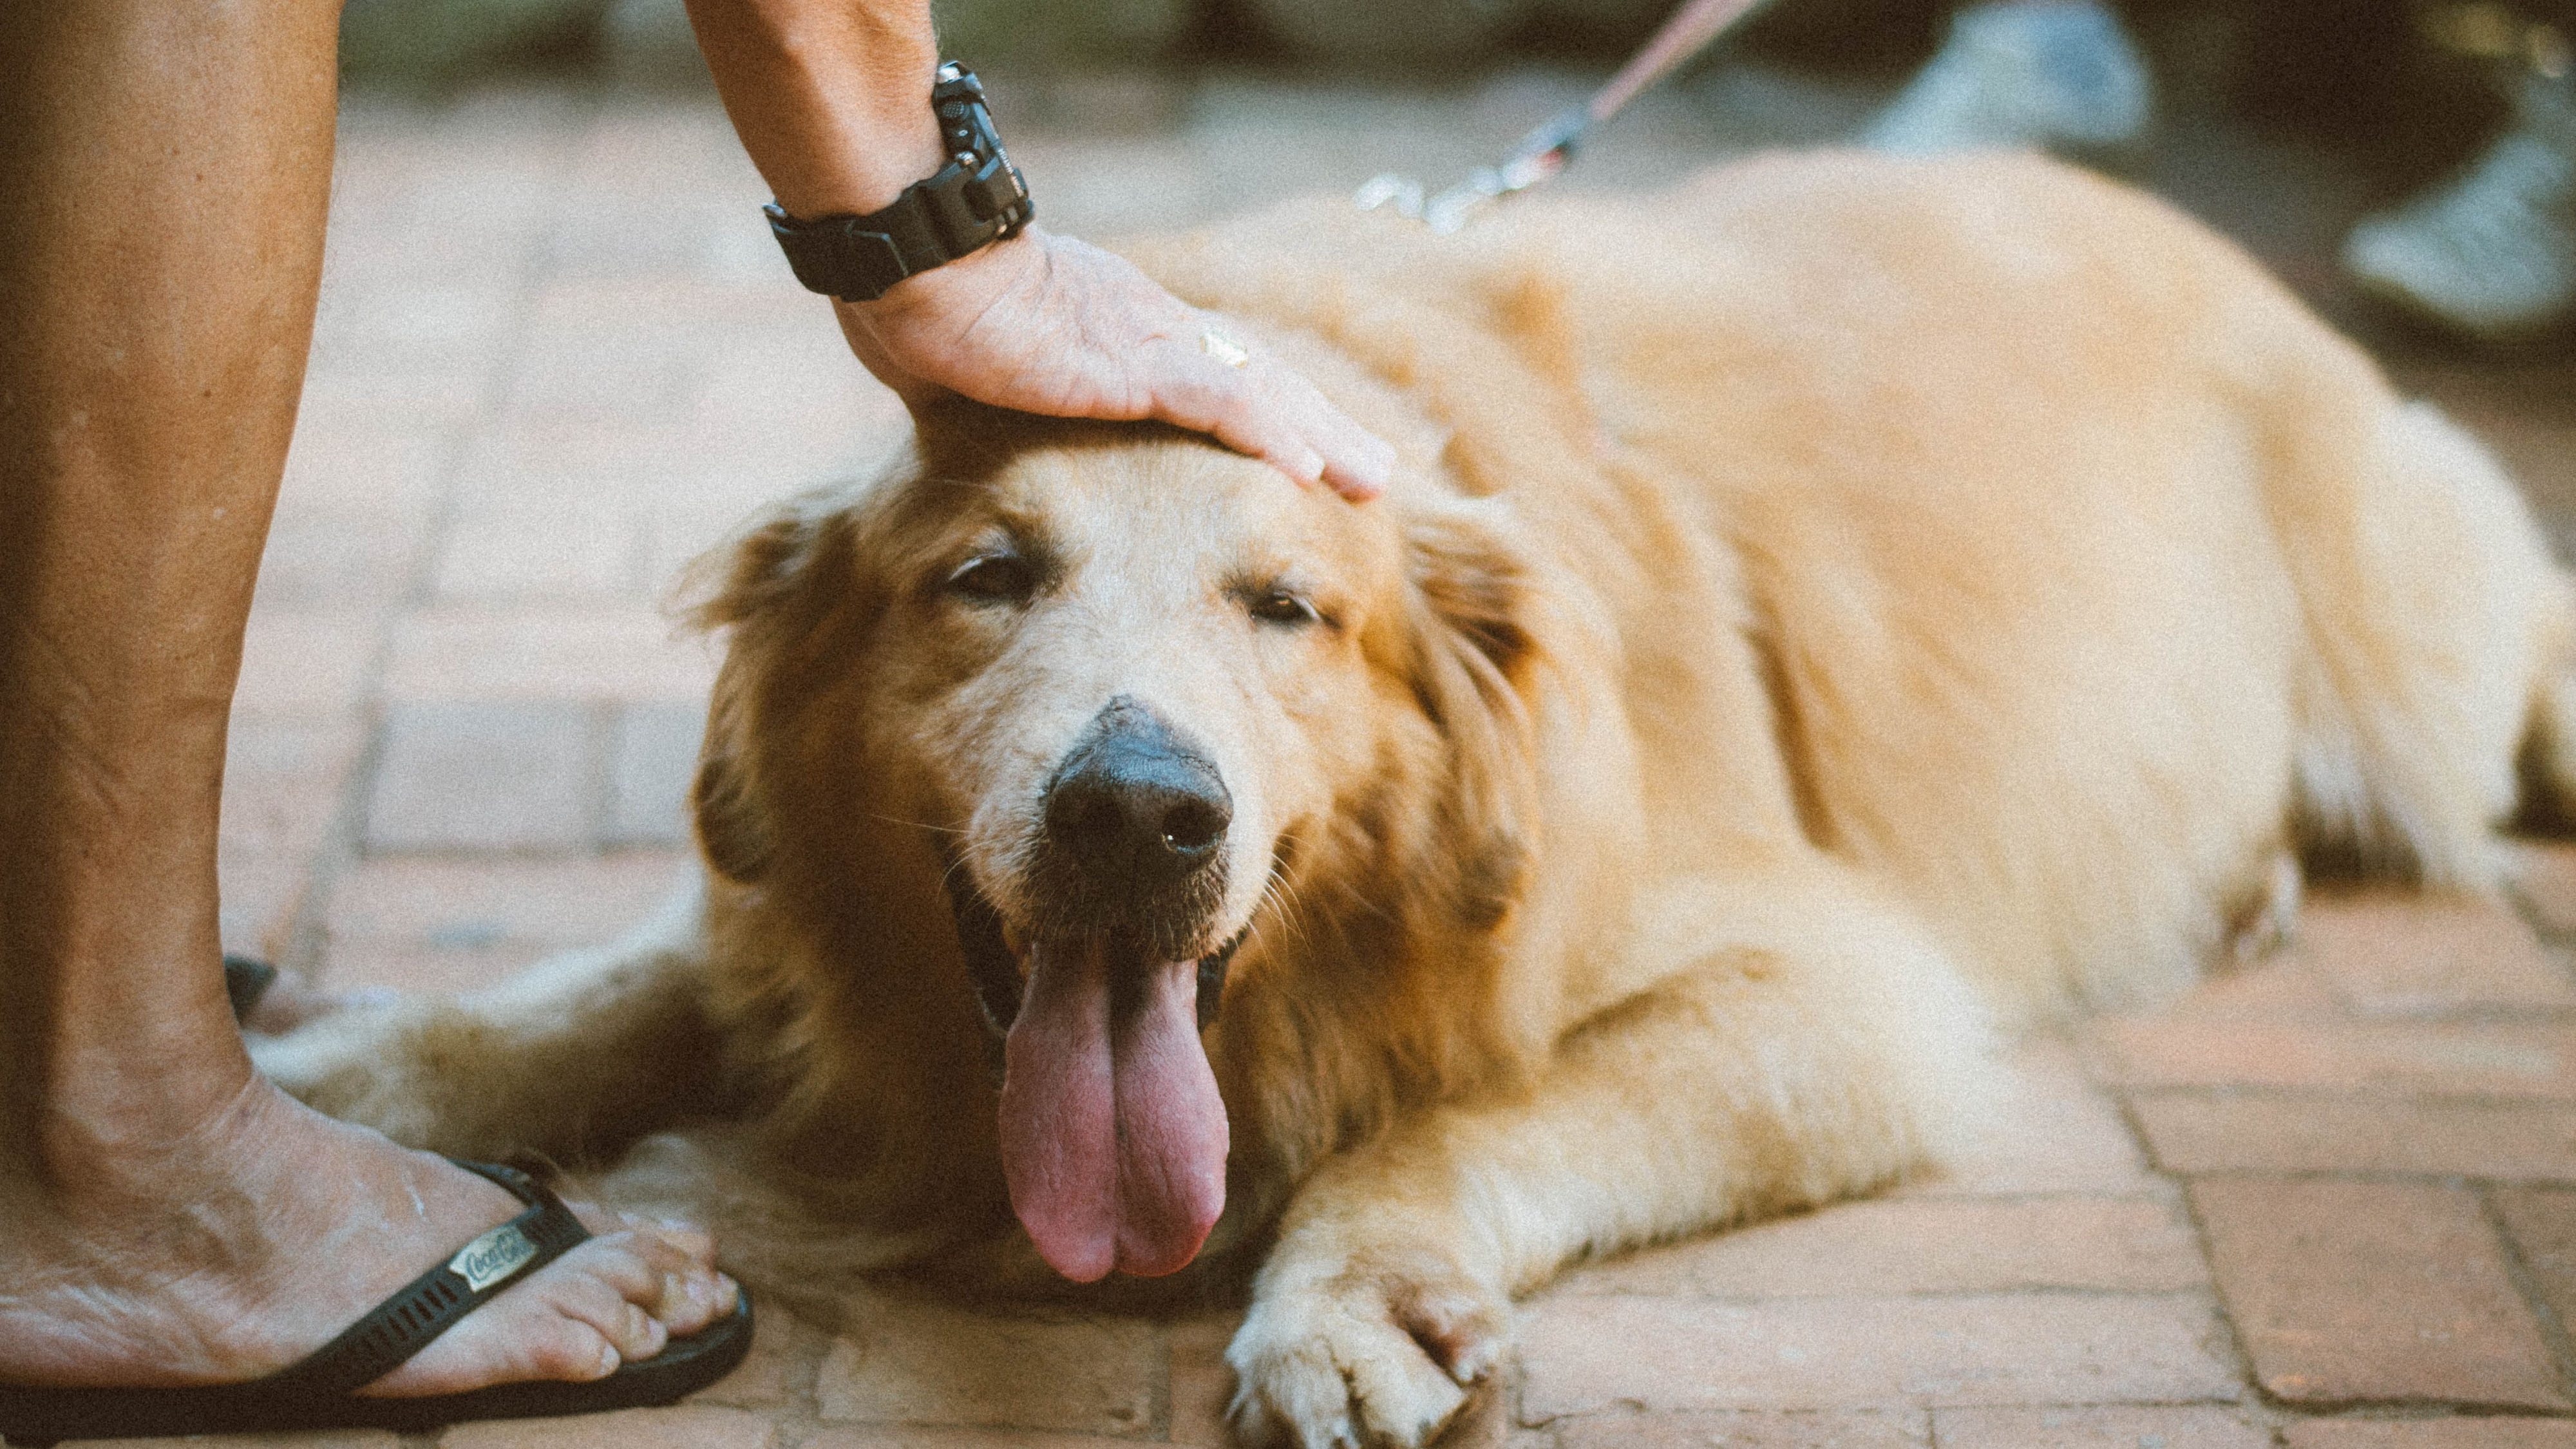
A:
947 553 1036 603
1247 588 1321 627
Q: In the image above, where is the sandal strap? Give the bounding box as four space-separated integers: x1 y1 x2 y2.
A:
260 1159 591 1396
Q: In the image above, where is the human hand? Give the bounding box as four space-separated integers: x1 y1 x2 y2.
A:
831 226 1396 500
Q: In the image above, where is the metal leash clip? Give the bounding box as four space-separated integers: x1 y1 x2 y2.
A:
1357 104 1587 235
1355 0 1769 233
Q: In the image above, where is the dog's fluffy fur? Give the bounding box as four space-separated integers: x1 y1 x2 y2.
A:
260 151 2576 1447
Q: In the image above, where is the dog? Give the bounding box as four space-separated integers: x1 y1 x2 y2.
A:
257 149 2576 1448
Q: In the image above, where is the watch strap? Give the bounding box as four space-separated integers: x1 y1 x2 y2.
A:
764 64 1033 303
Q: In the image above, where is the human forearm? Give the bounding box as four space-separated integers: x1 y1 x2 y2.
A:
683 0 943 215
683 0 1397 498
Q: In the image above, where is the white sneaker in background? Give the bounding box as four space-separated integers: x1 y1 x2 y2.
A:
2342 75 2576 341
1862 0 2154 157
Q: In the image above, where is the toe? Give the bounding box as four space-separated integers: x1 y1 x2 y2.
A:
361 1230 703 1396
366 1291 622 1396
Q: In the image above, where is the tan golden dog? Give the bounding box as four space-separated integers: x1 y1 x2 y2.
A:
259 150 2576 1448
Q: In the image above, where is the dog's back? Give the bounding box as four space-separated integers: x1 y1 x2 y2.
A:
1141 150 2576 1026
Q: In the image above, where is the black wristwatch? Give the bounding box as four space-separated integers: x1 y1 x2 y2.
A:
763 63 1034 303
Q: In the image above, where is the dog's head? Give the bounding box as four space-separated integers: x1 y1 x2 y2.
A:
688 400 1538 1283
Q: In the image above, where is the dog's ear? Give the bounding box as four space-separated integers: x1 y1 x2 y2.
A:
692 661 774 884
1401 500 1542 933
681 504 859 884
1408 503 1536 684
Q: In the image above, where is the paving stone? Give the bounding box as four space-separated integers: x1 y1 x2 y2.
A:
222 716 368 860
685 1301 818 1410
1560 1197 2203 1298
433 499 645 601
2295 893 2576 1017
2094 1019 2576 1098
218 844 317 963
451 421 732 507
2131 1092 2576 1180
642 500 775 596
277 405 458 519
1517 1293 2235 1417
232 611 381 719
298 362 499 421
62 1432 401 1449
680 330 903 433
1931 1405 2273 1449
608 702 704 848
320 851 692 993
2108 950 2342 1024
308 280 518 380
537 192 756 285
440 1405 773 1449
2190 1179 2564 1410
301 269 513 406
1443 1372 1522 1449
2494 1186 2576 1338
2281 1422 2576 1449
1553 1408 1929 1448
1168 1310 1240 1447
327 851 694 943
799 1428 1157 1448
2512 842 2576 937
382 604 719 704
504 281 753 426
1902 1038 2165 1197
815 1295 1160 1435
323 939 556 996
254 508 430 610
363 700 598 853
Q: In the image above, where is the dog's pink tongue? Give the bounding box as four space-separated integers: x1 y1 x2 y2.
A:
998 938 1228 1282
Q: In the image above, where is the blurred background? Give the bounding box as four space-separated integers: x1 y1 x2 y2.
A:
234 0 2574 992
333 0 2576 352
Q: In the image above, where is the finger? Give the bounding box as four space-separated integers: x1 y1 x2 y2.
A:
1148 322 1392 500
1147 352 1327 488
1265 370 1395 502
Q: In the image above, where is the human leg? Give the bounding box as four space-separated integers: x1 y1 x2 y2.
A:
0 0 731 1396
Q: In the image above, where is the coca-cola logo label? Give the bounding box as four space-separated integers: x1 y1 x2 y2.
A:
448 1224 538 1293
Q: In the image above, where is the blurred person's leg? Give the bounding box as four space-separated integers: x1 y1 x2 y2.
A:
2344 6 2576 340
0 0 729 1398
1860 0 2154 156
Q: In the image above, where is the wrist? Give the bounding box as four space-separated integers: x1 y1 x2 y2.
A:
762 66 1034 304
775 97 944 217
835 224 1034 314
687 0 943 215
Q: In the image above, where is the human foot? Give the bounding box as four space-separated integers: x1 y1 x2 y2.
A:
2343 71 2576 342
0 1074 735 1397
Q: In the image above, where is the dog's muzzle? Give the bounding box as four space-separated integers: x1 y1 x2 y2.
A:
936 697 1247 1082
1027 697 1234 956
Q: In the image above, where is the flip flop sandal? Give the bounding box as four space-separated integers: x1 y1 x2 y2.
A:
223 953 278 1021
0 1159 755 1446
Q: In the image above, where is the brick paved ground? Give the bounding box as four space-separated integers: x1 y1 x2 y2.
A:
135 63 2576 1449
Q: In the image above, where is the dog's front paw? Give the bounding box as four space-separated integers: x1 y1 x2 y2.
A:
1226 1249 1511 1449
249 1001 442 1144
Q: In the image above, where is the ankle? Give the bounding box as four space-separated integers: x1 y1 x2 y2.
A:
15 1064 282 1218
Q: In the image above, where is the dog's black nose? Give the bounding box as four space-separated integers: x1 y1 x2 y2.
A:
1043 700 1233 881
